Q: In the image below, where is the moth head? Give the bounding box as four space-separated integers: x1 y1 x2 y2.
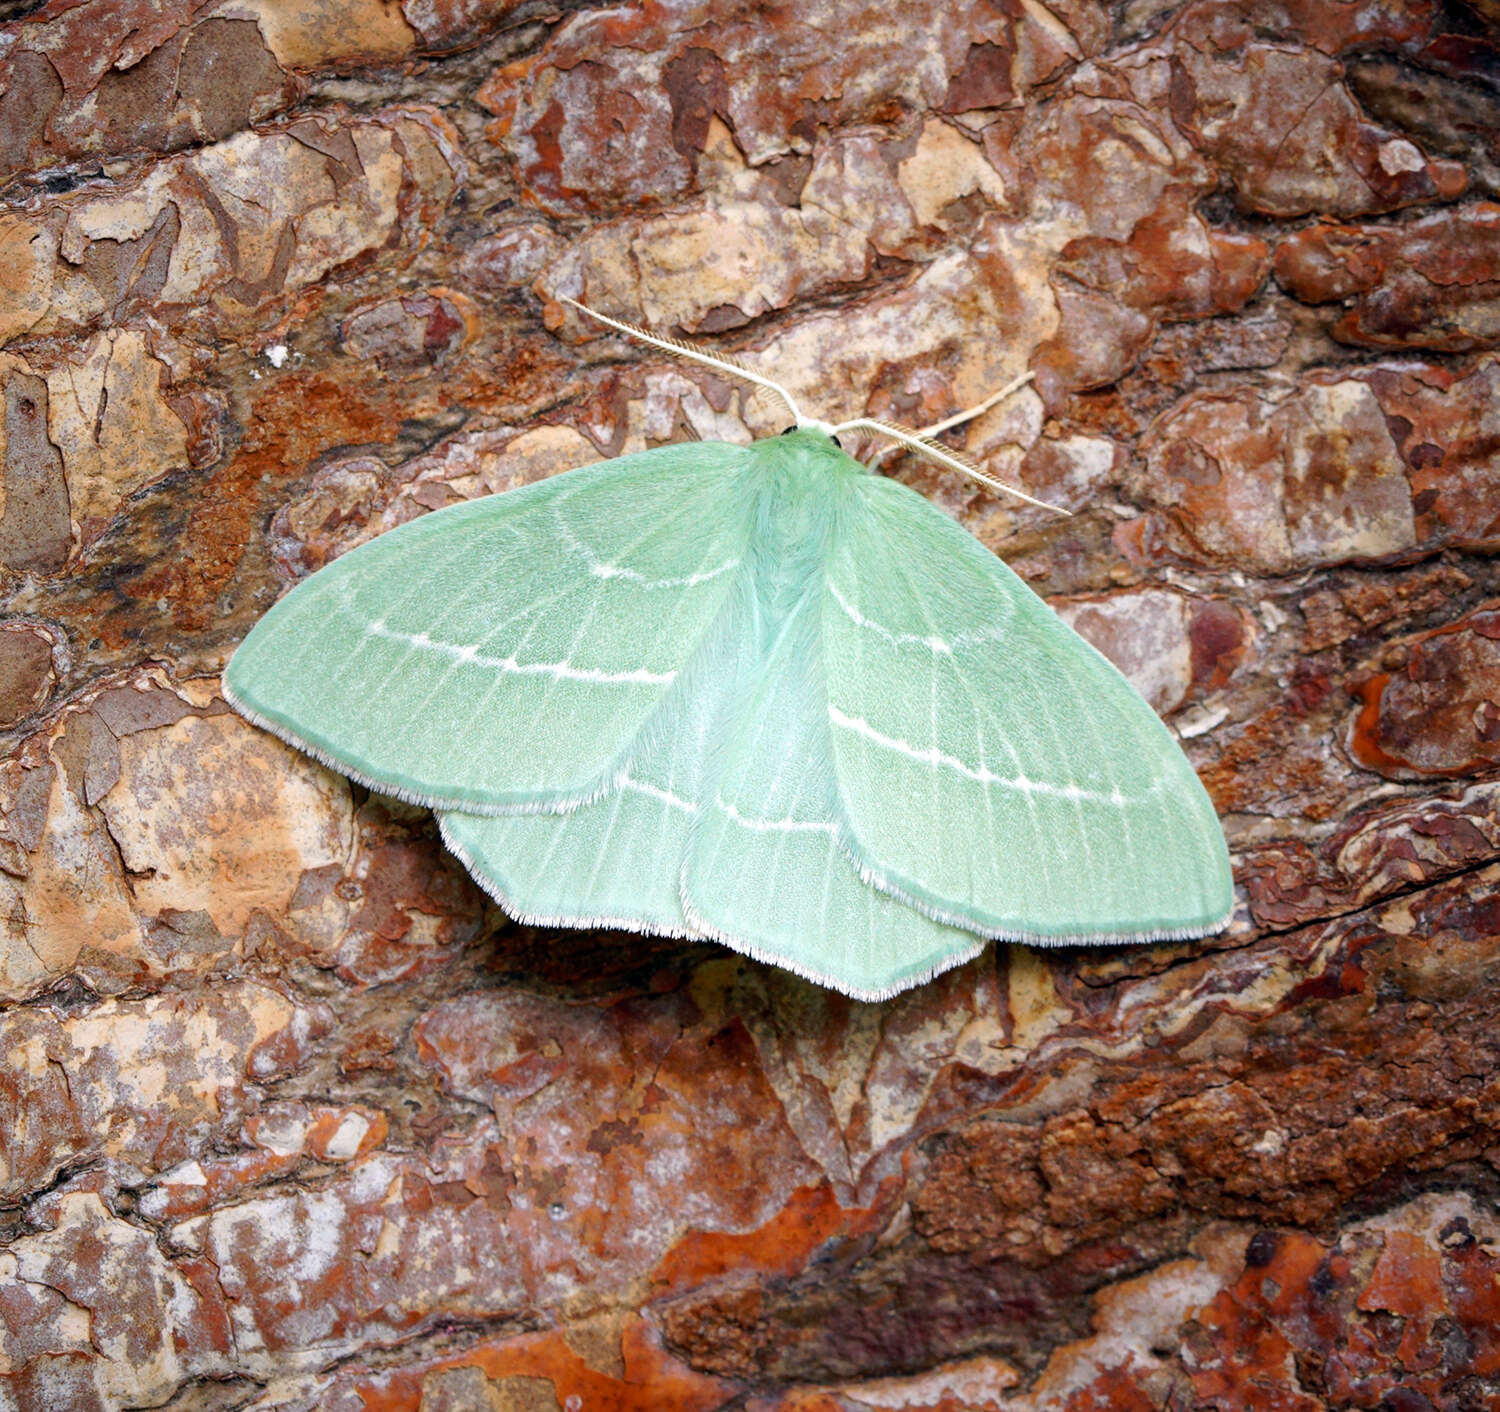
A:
783 419 842 448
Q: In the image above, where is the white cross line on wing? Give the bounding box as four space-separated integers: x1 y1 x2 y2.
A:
715 796 838 835
551 492 741 589
827 583 953 653
826 582 1017 656
365 620 675 685
827 705 1144 805
590 558 741 588
619 775 698 812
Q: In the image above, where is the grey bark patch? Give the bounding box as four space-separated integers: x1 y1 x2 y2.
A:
0 373 70 575
7 759 54 854
92 686 195 737
78 203 182 315
178 18 292 145
0 626 56 726
0 50 62 181
89 29 180 155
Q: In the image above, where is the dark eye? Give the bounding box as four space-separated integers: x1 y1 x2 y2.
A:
779 425 797 435
830 435 842 449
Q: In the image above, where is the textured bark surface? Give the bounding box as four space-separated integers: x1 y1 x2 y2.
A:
2 1 1499 1408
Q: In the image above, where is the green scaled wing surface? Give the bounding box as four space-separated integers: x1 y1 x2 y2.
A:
228 427 1232 999
441 437 988 998
821 473 1233 942
225 442 752 811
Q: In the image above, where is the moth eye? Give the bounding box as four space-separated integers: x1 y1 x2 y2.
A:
779 425 797 435
830 435 843 449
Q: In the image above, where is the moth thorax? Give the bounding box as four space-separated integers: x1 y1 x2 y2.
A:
755 474 831 556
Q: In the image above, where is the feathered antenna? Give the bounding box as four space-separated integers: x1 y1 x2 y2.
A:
559 296 1066 515
862 372 1034 466
849 371 1068 514
560 296 806 427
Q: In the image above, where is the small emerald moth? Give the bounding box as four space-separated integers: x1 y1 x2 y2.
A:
225 301 1232 999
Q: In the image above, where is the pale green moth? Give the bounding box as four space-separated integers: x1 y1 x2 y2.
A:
224 301 1233 999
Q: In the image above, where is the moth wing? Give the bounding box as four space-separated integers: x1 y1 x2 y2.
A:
447 561 986 1001
225 441 752 811
681 589 985 999
438 786 702 942
823 475 1233 941
434 631 735 940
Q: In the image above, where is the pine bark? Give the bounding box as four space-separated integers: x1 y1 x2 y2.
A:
2 1 1498 1407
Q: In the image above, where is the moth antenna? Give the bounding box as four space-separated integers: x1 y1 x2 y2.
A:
559 296 806 429
865 371 1036 469
916 371 1036 440
833 414 1070 516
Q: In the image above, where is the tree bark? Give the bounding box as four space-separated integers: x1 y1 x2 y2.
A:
2 1 1498 1408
